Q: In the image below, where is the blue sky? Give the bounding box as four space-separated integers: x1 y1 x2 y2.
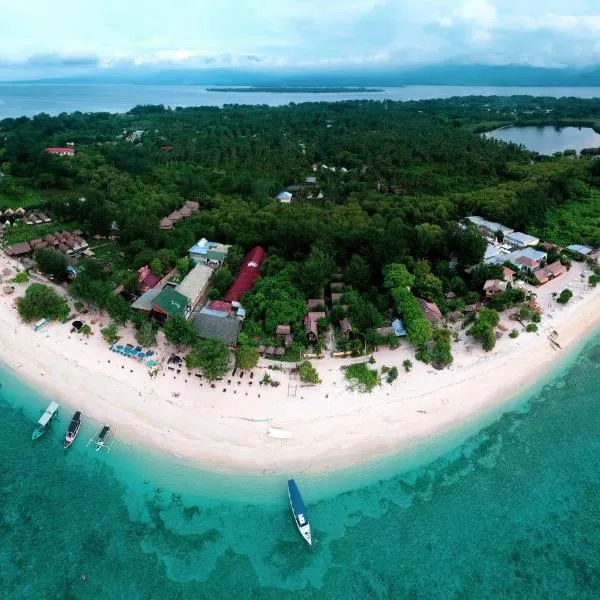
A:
1 0 600 79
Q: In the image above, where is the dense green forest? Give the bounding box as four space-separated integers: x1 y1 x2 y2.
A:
1 95 598 365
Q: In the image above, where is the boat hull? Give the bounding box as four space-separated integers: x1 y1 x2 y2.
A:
288 479 312 546
64 412 82 449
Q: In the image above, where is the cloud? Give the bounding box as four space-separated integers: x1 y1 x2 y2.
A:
1 0 600 78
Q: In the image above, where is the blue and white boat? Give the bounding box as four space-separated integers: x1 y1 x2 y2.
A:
32 401 59 440
288 479 312 546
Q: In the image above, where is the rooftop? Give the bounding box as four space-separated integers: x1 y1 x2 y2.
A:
152 286 189 318
193 312 241 345
131 289 161 312
176 263 213 302
566 244 593 255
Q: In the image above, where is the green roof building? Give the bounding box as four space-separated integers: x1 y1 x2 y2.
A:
151 286 190 319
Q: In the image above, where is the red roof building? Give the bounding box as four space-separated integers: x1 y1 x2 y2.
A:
46 147 75 156
223 247 267 303
206 300 232 313
137 265 161 292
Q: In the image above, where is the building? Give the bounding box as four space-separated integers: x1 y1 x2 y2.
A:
417 299 442 324
276 191 293 203
503 267 515 283
534 261 566 285
151 286 190 319
205 300 232 314
223 246 267 305
305 176 317 185
185 200 200 212
175 263 213 310
159 217 174 230
483 279 508 297
131 289 161 314
4 241 32 257
513 248 547 272
187 238 230 265
167 210 183 223
137 265 161 292
566 244 593 257
505 231 540 249
193 309 241 345
307 298 325 310
339 318 352 336
305 311 325 343
276 324 291 336
331 292 344 304
465 216 514 238
46 147 75 156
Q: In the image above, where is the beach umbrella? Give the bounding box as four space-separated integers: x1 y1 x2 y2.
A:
72 320 83 330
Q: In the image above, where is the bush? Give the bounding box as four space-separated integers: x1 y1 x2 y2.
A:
11 271 28 283
509 329 519 339
344 362 381 393
34 249 68 280
386 366 398 383
16 283 69 322
101 323 120 345
556 289 573 304
135 320 157 347
185 339 229 380
79 324 92 336
415 348 432 363
526 323 538 333
403 359 413 372
236 346 259 370
299 360 321 384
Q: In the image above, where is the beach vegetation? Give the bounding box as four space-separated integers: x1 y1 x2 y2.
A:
235 345 259 370
526 323 538 333
415 347 433 363
386 366 398 383
509 329 519 338
390 287 433 347
135 320 157 347
74 301 84 311
16 283 69 322
403 359 413 372
467 308 500 351
164 315 199 348
34 249 68 281
106 294 132 325
431 328 453 369
10 271 28 283
383 263 414 290
79 324 92 336
101 323 120 345
299 360 321 384
556 288 573 304
489 287 527 311
589 265 600 287
185 339 229 380
344 362 381 393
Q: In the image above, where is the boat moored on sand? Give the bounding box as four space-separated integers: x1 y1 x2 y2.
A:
64 411 82 449
288 479 312 546
32 402 60 440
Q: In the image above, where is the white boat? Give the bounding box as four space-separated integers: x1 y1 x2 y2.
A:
267 427 292 440
288 479 312 545
32 401 60 440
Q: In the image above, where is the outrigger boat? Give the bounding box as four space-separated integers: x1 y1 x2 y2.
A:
64 411 82 449
32 401 59 440
87 425 117 453
288 479 312 546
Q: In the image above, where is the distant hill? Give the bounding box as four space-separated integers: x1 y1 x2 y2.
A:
15 64 600 88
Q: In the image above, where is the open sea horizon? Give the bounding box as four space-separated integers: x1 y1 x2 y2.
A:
2 329 600 598
1 83 600 119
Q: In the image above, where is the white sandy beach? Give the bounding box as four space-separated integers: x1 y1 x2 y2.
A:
1 254 599 474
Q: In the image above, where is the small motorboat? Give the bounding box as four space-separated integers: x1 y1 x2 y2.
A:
95 425 111 452
64 411 82 449
32 402 60 440
288 479 312 546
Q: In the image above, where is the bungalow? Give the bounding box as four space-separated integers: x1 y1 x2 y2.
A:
483 279 508 298
151 286 191 319
276 324 291 336
46 147 75 156
305 311 326 344
137 265 161 292
417 298 442 324
376 318 407 339
505 231 540 249
178 205 192 218
339 318 352 336
502 267 515 283
4 241 32 257
330 282 345 293
185 200 200 212
331 292 344 304
159 217 174 230
534 261 566 285
307 298 325 311
566 244 593 257
167 210 183 223
305 176 317 185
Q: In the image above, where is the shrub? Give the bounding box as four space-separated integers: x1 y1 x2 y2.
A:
16 283 69 322
11 271 28 283
236 346 259 370
415 348 432 363
101 323 120 345
509 329 519 339
386 366 398 383
80 324 92 336
344 362 381 393
556 289 573 304
526 323 538 333
403 359 413 372
299 360 321 384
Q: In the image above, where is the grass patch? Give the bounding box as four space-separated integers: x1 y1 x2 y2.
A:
0 191 45 211
344 362 381 393
2 221 78 245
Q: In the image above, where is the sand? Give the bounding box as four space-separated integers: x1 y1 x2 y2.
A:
1 255 599 475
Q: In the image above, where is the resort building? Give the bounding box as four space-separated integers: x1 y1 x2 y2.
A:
45 147 75 156
131 289 162 315
534 261 567 285
376 318 407 338
159 217 174 230
193 308 241 345
223 246 267 306
175 263 213 310
187 238 230 265
483 279 508 297
503 267 516 283
151 287 191 320
305 312 326 344
137 265 161 292
504 231 540 249
306 298 325 311
4 241 32 257
465 216 514 239
566 244 593 257
276 191 293 203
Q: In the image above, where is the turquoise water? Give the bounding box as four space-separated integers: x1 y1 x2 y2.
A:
2 332 600 598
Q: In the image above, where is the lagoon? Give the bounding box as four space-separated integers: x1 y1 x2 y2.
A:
485 125 600 155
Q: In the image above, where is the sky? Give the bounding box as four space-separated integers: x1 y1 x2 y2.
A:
1 0 600 79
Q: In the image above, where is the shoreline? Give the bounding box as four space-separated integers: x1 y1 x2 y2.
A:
2 257 600 475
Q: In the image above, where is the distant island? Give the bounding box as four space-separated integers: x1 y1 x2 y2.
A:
206 86 384 93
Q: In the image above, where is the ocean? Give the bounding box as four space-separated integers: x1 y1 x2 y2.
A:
1 83 600 119
1 330 600 599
